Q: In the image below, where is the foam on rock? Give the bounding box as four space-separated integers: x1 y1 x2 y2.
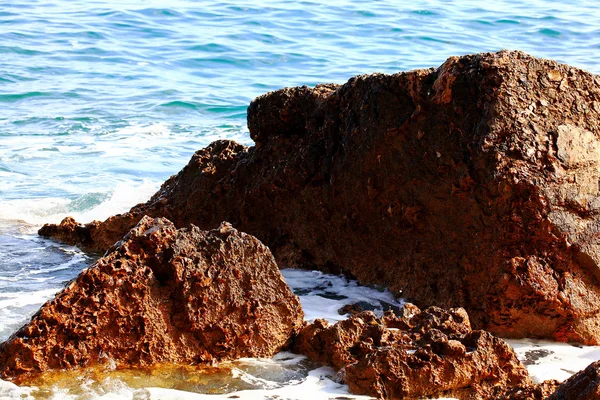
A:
294 305 531 399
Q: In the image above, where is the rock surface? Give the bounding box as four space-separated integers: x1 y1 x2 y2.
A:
500 359 600 399
496 381 561 400
2 216 304 381
547 360 600 399
40 50 600 343
293 305 531 399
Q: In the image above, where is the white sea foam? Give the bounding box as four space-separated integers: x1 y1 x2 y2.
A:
508 339 600 383
0 288 60 341
0 180 159 233
282 269 404 322
0 264 599 399
92 123 173 158
139 367 374 400
72 181 159 224
0 288 59 310
95 122 251 156
0 363 371 400
0 367 372 400
112 122 171 138
284 270 600 394
0 198 71 233
0 379 34 400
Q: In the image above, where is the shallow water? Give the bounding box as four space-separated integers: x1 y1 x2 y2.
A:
2 0 600 398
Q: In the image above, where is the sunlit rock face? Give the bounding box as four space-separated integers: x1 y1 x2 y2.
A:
2 216 304 381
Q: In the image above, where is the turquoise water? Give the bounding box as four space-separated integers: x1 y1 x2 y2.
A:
1 0 600 398
2 0 600 202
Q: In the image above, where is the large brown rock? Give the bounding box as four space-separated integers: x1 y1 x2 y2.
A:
40 50 600 343
293 306 531 399
2 216 304 381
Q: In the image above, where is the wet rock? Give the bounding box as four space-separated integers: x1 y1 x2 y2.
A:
39 50 600 343
41 140 248 253
38 217 99 249
338 302 368 316
2 216 304 381
293 305 531 399
495 380 561 400
501 360 600 400
548 359 600 399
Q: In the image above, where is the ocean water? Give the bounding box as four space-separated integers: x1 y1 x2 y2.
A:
2 0 600 398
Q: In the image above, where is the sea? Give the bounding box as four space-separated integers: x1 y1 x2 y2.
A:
1 0 600 398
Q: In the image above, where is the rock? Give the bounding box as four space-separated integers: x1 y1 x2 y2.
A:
2 216 304 381
293 305 531 399
547 360 600 399
38 216 99 249
40 140 248 254
39 50 600 343
502 359 600 399
494 381 561 400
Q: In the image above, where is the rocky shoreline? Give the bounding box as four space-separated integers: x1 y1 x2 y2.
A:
1 216 304 381
2 50 600 398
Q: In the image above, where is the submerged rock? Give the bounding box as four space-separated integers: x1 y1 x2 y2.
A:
293 305 531 399
2 216 304 381
40 50 600 343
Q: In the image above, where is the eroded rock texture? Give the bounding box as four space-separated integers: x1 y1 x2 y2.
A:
40 50 600 343
548 360 600 399
293 305 531 399
502 359 600 399
2 216 304 381
495 381 561 400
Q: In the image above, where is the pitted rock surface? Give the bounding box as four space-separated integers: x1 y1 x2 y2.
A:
293 306 531 399
2 216 304 381
487 380 560 400
40 50 600 343
548 359 600 400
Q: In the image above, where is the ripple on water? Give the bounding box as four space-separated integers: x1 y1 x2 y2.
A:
539 27 562 36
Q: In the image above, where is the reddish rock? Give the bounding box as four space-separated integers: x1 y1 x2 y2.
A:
2 216 304 381
502 359 600 400
293 305 531 399
548 360 600 399
39 50 600 343
493 380 561 400
37 217 99 249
